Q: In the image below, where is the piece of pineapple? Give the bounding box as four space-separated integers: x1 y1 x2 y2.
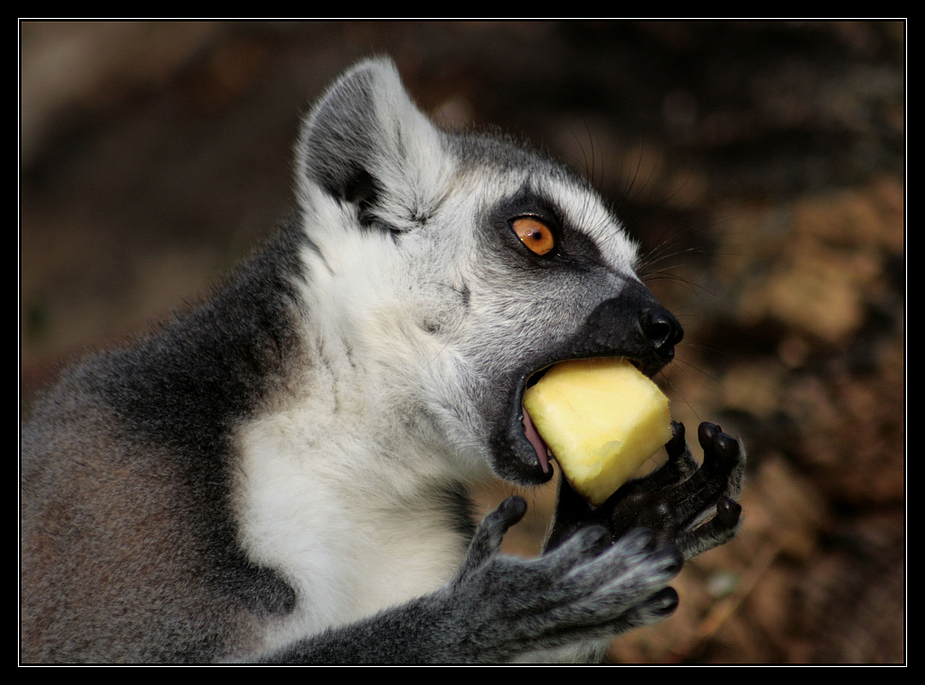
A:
523 358 672 506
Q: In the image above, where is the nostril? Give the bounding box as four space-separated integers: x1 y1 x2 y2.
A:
648 321 673 348
640 308 683 351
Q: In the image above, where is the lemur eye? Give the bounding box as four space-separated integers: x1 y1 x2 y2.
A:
512 217 555 256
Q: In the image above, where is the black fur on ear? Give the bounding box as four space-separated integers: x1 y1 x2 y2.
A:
297 63 383 204
294 58 451 232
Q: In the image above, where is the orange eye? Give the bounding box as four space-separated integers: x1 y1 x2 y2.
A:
512 217 555 256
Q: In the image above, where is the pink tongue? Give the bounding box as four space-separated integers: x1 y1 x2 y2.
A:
522 408 551 474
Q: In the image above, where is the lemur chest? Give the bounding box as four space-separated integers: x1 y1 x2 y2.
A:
235 417 470 619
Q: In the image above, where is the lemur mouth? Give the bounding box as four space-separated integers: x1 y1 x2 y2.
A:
521 401 551 474
520 366 553 473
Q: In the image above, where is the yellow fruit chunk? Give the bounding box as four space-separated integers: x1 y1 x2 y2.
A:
523 358 672 506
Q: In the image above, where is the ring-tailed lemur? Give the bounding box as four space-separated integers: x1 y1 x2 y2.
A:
21 57 744 663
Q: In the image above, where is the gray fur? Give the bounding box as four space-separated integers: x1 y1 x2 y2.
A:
20 58 744 664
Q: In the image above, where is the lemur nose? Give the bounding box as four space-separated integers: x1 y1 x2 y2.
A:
639 306 683 353
574 285 684 369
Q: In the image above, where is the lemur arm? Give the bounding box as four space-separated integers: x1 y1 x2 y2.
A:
262 498 681 664
263 422 742 664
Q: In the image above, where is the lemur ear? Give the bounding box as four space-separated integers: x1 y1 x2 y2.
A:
295 57 451 230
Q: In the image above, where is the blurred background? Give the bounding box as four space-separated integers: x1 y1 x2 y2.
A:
20 21 905 663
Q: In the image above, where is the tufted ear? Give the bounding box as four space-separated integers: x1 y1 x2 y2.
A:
295 58 452 232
